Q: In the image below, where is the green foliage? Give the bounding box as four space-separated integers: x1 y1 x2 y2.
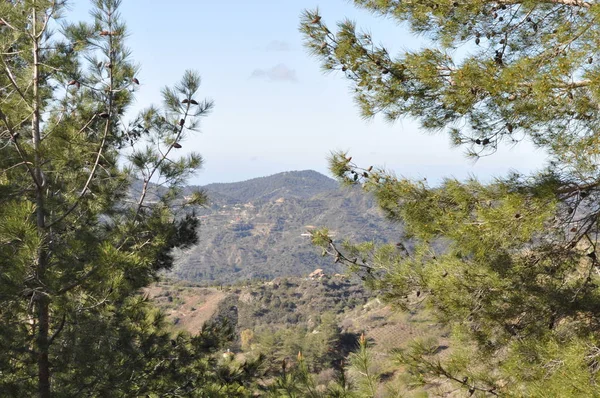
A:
348 334 379 398
301 0 600 395
252 311 343 374
265 335 386 398
233 278 371 330
49 303 259 397
0 1 253 396
300 1 600 163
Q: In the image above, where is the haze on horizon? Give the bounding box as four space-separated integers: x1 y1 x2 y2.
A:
68 0 548 186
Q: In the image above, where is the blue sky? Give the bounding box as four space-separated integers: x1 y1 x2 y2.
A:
68 0 547 185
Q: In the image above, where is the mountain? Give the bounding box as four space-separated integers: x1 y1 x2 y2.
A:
171 170 398 283
197 170 338 204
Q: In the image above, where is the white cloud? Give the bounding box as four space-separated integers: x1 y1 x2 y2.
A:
250 64 297 82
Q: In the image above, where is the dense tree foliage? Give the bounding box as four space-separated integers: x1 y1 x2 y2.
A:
0 1 262 396
302 0 600 396
264 333 380 398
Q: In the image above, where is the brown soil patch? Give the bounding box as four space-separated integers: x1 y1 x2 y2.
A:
144 284 228 334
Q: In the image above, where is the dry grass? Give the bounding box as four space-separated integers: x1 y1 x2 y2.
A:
144 284 228 333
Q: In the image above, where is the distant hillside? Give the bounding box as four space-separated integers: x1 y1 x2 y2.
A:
148 276 447 395
194 170 338 204
172 170 398 283
148 275 372 334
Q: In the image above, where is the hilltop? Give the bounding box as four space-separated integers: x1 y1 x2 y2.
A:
196 170 338 204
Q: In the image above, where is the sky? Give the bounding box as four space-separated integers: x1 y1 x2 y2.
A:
67 0 548 186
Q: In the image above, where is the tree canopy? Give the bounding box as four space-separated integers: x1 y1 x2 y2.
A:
0 1 261 396
302 0 600 396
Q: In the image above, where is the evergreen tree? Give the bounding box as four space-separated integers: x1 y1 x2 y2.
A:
302 1 600 395
0 1 259 396
265 336 377 398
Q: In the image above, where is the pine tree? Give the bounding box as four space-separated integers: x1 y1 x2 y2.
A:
302 1 600 395
0 1 257 396
265 335 377 398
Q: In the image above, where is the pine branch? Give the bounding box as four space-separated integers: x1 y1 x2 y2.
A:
46 114 106 228
134 105 191 219
499 0 590 7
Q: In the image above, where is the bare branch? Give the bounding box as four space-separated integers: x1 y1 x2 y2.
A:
35 2 57 40
47 313 66 346
0 18 17 31
0 57 31 107
0 109 40 186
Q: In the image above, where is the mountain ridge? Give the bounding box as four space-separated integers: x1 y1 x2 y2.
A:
188 170 339 205
173 169 398 283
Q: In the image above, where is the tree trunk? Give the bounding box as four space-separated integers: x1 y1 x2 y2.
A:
36 298 51 398
31 6 51 398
